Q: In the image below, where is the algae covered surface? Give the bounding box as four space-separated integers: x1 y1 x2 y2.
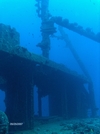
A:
15 117 100 134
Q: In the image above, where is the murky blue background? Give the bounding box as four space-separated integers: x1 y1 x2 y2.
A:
0 0 100 116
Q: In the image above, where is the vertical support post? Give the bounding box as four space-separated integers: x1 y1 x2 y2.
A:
38 88 42 117
88 82 96 117
61 85 68 118
30 85 34 129
41 0 50 58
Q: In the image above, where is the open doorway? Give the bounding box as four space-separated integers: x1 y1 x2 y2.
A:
34 85 49 117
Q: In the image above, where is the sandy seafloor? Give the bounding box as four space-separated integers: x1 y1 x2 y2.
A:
15 117 100 134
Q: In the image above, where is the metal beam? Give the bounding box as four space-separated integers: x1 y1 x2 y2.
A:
53 16 100 43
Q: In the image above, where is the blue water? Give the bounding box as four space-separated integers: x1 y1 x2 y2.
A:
0 0 100 116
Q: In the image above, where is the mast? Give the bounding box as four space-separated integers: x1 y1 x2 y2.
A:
35 0 56 58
